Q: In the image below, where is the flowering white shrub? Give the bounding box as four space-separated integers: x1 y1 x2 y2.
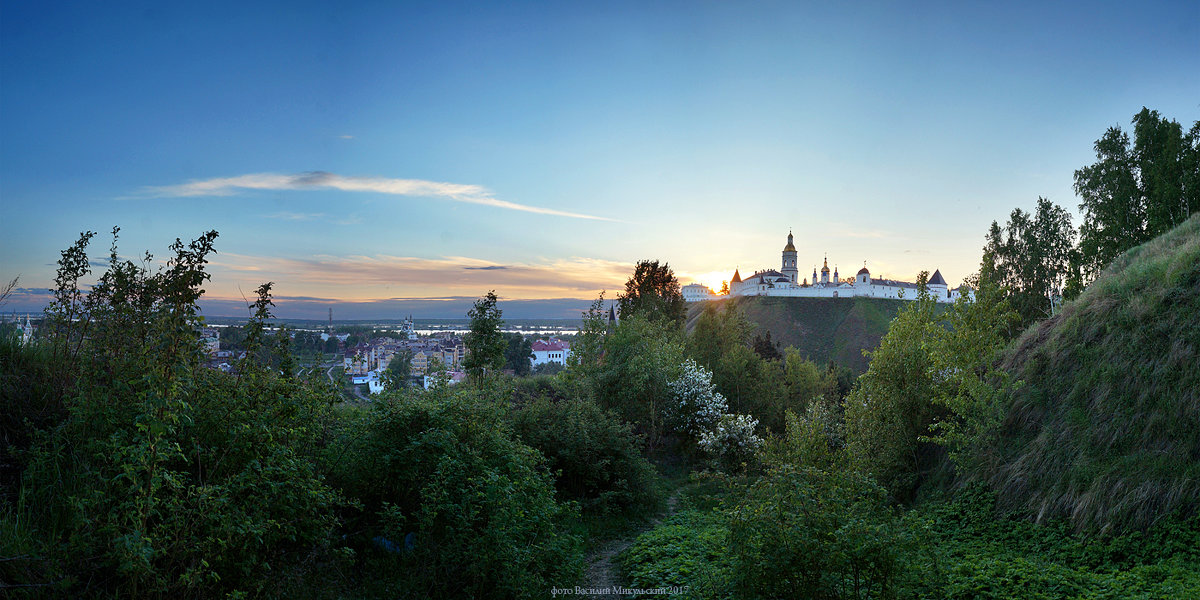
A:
698 413 764 472
667 359 728 437
805 397 845 450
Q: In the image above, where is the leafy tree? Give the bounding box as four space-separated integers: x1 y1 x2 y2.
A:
617 259 685 325
923 270 1020 473
323 335 340 354
509 396 662 516
503 332 533 376
844 273 940 501
751 330 782 361
463 290 505 379
666 358 728 439
1074 108 1200 281
382 349 412 390
582 313 685 443
532 361 565 376
687 301 754 370
982 197 1077 325
220 323 247 351
686 301 790 432
338 383 583 597
697 413 763 473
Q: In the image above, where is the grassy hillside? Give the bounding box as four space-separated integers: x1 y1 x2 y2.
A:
687 295 916 372
983 213 1200 533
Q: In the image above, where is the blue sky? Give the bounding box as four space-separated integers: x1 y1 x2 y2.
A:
2 1 1198 318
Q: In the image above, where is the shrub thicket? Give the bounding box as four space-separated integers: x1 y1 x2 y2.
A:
4 230 349 598
509 396 662 516
336 382 583 598
727 465 902 600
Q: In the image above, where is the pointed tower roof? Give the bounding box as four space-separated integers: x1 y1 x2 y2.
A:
929 269 947 286
821 256 830 273
783 230 796 252
731 268 742 283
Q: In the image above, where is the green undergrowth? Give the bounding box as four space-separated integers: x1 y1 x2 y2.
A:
619 479 1200 600
618 473 742 599
904 485 1200 599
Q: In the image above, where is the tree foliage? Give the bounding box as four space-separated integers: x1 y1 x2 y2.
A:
843 275 940 501
982 197 1078 325
570 309 685 444
7 229 350 597
509 396 661 516
382 349 413 390
666 358 728 439
503 332 533 376
1074 108 1200 281
617 259 685 325
463 290 505 379
336 384 583 598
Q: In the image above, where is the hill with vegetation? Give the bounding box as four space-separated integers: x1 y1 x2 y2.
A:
981 213 1200 533
687 295 923 372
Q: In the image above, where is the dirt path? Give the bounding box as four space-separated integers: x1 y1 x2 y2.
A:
582 491 681 599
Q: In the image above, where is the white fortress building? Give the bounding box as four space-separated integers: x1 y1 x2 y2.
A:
694 231 969 304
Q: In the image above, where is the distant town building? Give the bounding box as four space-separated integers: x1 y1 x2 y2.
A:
424 370 466 389
681 283 717 302
400 314 418 340
531 339 571 367
200 327 220 356
15 314 35 344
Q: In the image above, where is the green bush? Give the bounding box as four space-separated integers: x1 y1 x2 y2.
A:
0 331 65 504
338 384 583 598
509 396 662 517
727 465 902 600
7 231 350 598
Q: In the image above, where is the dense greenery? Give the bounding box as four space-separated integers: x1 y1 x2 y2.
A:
692 295 910 373
620 479 1200 600
509 396 662 516
4 111 1197 597
502 331 534 375
333 381 583 598
1 233 590 598
1074 108 1200 281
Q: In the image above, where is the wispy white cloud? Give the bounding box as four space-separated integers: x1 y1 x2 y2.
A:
206 252 632 300
145 171 617 222
266 211 327 221
339 134 354 139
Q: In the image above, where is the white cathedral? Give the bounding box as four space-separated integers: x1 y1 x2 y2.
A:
681 231 970 304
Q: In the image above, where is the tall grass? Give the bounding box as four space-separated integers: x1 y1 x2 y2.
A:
980 214 1200 533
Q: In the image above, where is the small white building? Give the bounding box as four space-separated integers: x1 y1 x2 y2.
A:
367 371 385 395
424 370 466 389
531 339 571 367
682 283 718 302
